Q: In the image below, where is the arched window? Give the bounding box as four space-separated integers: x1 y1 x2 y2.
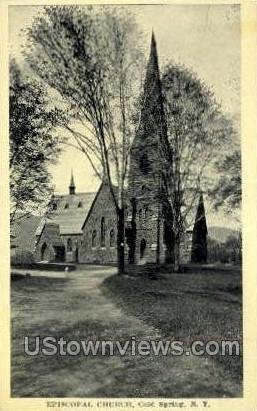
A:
67 238 72 252
110 229 115 248
64 203 69 209
140 239 147 259
92 230 97 248
145 206 149 219
41 243 48 260
101 217 106 247
138 209 143 221
52 203 57 211
78 201 83 208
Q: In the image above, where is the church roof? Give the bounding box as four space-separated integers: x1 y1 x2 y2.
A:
42 223 65 247
35 191 97 236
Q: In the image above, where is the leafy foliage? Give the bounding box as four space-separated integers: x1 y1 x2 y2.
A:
209 149 241 213
24 6 144 273
11 250 35 267
24 6 143 190
10 59 63 222
208 232 241 264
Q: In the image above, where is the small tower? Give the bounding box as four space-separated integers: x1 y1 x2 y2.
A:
69 169 76 195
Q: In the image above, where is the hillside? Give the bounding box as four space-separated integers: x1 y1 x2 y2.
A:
208 226 238 243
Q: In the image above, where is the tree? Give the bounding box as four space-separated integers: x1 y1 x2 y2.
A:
160 63 235 271
209 148 241 214
207 233 242 264
24 6 144 274
207 237 223 263
9 58 63 224
191 193 208 263
225 232 242 264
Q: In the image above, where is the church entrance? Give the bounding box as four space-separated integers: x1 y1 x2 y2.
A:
41 243 48 261
140 239 147 260
54 246 65 262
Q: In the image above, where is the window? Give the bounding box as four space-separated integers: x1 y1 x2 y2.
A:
92 230 97 248
78 201 83 208
64 203 69 209
67 238 72 252
138 209 143 221
52 203 57 211
139 153 150 174
141 185 150 195
145 206 149 219
140 238 147 259
101 217 106 247
110 229 115 248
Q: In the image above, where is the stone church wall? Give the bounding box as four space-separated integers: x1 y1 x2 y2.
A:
60 234 83 263
34 223 63 262
79 184 117 264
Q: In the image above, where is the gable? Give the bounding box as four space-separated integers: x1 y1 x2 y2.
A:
82 183 117 230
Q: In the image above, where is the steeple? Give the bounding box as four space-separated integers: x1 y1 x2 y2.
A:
144 31 161 98
127 32 172 265
69 169 76 195
129 31 171 188
135 30 168 147
141 32 163 121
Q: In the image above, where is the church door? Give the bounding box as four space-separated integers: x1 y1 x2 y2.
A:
54 246 65 262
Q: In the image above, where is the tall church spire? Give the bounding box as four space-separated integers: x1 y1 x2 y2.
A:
136 31 167 146
144 32 162 108
128 32 171 265
144 31 161 94
69 169 76 195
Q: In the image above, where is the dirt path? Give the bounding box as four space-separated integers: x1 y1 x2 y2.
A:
11 266 242 397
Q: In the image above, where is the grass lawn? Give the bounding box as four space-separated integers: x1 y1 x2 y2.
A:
11 265 242 398
102 265 242 387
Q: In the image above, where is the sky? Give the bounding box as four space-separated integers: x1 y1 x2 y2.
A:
9 4 241 228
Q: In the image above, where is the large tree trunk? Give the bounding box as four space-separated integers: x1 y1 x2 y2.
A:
174 236 181 273
117 208 125 274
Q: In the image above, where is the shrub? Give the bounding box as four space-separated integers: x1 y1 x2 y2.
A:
11 250 35 267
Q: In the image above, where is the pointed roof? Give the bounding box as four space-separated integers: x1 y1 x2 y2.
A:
133 31 169 151
69 169 75 189
142 31 162 109
193 192 208 234
145 32 160 83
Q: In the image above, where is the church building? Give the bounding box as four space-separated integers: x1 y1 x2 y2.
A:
34 34 207 266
